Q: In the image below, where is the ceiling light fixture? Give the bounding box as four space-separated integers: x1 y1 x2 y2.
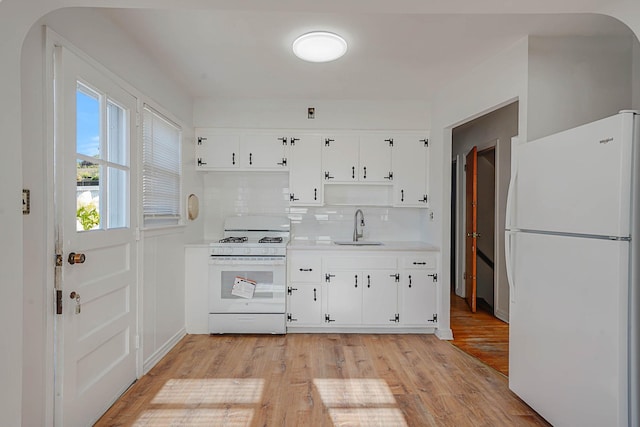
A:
292 31 347 63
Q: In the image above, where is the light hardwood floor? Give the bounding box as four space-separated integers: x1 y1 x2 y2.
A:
450 294 510 376
96 333 548 426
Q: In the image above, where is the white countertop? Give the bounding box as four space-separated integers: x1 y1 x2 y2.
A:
287 239 439 251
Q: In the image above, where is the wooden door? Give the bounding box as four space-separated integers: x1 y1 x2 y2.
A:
465 146 478 312
55 46 138 426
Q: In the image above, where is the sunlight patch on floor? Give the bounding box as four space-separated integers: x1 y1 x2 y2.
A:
329 408 408 427
132 408 253 426
150 378 264 404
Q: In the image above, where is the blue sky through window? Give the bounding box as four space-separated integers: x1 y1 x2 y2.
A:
76 89 100 158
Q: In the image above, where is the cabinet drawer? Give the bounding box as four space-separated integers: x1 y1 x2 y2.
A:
324 256 397 270
402 254 437 269
289 255 322 283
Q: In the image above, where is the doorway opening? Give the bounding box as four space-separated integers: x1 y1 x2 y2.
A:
449 101 518 375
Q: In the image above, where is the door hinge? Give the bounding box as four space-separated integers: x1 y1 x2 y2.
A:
464 164 467 171
55 254 63 267
135 335 141 349
324 314 335 323
197 136 207 145
287 287 297 295
385 138 394 147
55 289 63 315
135 227 141 241
389 313 400 323
287 313 298 322
428 313 438 323
420 138 429 147
428 273 438 282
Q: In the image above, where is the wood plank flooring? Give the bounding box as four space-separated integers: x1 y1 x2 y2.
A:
450 294 510 376
96 333 547 426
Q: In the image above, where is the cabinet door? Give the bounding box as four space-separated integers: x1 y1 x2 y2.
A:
362 270 398 325
289 135 322 205
195 131 240 169
325 271 362 324
240 134 288 169
322 135 359 182
359 134 393 183
392 135 429 207
401 271 437 325
288 284 322 326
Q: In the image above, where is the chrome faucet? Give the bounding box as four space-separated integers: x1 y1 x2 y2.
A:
353 209 365 241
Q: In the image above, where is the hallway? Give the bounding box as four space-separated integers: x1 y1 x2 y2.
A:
450 294 509 376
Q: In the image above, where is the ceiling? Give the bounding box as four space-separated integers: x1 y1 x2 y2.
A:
106 9 633 101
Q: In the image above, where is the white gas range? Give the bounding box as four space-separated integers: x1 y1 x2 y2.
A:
208 216 290 334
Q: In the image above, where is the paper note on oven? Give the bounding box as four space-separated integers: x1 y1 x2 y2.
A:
232 276 257 299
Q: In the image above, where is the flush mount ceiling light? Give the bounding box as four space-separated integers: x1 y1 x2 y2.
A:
292 31 348 63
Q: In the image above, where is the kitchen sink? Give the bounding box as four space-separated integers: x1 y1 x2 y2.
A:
333 241 384 246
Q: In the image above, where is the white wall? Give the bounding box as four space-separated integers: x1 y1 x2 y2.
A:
194 99 430 130
528 36 634 140
451 102 518 321
634 38 640 109
430 37 529 338
19 8 199 426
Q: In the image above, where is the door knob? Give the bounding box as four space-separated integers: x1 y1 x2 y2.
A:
68 252 86 265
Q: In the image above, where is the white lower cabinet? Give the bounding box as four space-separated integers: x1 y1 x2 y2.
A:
361 271 399 325
287 284 322 326
287 249 438 332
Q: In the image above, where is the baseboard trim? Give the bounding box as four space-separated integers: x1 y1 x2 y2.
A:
436 328 454 340
143 328 187 374
495 308 509 323
287 327 435 334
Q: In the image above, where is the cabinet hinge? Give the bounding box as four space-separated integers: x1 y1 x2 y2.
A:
197 157 207 167
290 137 300 146
325 138 334 147
324 171 334 180
278 137 288 145
287 286 297 295
420 138 429 147
419 194 428 204
385 138 394 147
289 194 299 202
384 172 393 181
389 313 400 323
324 314 335 323
287 313 298 322
428 273 438 282
197 136 206 145
390 273 400 283
325 273 335 283
428 313 438 323
277 158 287 166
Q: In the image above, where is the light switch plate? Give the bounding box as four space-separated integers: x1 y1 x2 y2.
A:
22 189 30 215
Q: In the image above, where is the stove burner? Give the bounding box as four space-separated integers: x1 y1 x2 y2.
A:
219 236 248 243
259 236 283 244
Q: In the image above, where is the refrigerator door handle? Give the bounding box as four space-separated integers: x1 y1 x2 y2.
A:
505 136 520 230
505 230 515 303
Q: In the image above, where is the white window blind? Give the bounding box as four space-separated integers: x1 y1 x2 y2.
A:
142 105 182 227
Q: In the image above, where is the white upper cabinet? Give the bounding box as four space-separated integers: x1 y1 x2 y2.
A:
322 134 393 183
195 131 240 169
359 134 394 183
288 135 322 205
240 133 289 170
321 135 360 182
195 129 289 171
392 135 429 207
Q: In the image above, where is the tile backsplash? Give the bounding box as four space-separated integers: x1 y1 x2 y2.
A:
203 172 427 241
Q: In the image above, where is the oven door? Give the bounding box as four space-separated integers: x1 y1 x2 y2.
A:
209 256 286 313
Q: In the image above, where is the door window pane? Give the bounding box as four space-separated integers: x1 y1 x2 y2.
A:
76 83 129 231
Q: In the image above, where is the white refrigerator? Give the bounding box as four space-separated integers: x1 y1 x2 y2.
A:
505 111 639 427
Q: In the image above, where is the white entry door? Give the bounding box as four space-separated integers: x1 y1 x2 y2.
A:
54 46 138 426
